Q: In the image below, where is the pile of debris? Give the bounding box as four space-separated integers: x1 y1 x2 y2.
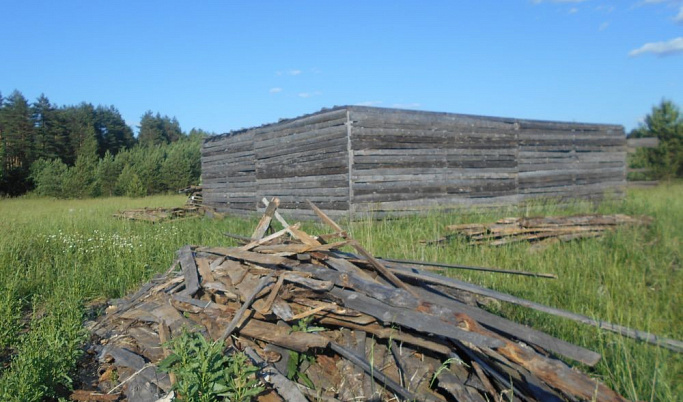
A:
113 186 223 223
112 206 207 223
84 200 680 401
426 214 652 246
179 186 203 208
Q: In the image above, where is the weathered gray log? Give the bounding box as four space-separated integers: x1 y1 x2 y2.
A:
418 284 602 366
329 287 502 349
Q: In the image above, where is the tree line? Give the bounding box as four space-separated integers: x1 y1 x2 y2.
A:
0 90 210 197
628 99 683 180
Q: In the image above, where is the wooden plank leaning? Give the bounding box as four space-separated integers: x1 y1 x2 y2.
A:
251 197 280 240
177 245 200 297
306 200 420 298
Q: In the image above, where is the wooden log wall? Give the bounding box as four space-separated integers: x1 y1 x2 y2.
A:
201 106 626 217
517 120 626 203
348 108 519 215
202 130 256 213
253 109 350 217
201 109 350 216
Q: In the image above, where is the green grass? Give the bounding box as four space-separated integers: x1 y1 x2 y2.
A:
0 185 680 400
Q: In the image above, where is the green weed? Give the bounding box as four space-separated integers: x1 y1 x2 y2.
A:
158 329 264 402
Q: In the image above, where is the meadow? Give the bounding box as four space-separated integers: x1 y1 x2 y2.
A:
0 184 680 401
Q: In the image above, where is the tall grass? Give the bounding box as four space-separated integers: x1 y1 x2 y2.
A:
0 184 680 400
344 183 682 401
0 195 257 401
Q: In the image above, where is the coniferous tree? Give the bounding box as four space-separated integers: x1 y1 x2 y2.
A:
1 90 35 194
63 129 99 197
94 105 135 156
161 142 191 191
138 111 185 146
0 91 5 186
630 99 683 179
30 158 69 198
95 151 120 197
31 94 64 161
58 103 97 165
162 116 183 143
138 111 166 147
188 128 212 141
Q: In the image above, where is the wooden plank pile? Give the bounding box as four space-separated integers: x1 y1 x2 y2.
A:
179 185 203 208
427 214 652 246
113 187 224 223
112 206 208 223
86 199 681 401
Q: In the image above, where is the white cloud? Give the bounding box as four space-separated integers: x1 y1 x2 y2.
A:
275 69 302 76
569 7 579 13
675 6 683 22
595 5 615 13
298 91 322 98
599 21 610 30
355 101 383 106
391 103 421 109
269 87 283 94
629 37 683 56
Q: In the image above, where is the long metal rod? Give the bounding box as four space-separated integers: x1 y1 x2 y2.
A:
378 257 557 279
387 264 683 353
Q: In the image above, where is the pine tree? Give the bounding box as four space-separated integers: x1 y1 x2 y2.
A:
30 158 69 198
32 94 63 161
138 111 186 146
138 111 165 147
161 142 192 191
64 129 99 197
95 105 135 156
116 164 145 197
0 91 5 187
631 100 683 179
163 116 183 143
95 151 120 197
60 103 97 165
1 90 35 194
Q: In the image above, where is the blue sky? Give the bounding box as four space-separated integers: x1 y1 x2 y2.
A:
1 1 681 134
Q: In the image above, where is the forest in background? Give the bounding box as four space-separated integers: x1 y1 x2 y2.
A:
0 90 211 197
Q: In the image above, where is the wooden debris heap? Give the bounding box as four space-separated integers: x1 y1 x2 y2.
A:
113 186 221 223
112 206 209 223
427 214 652 246
179 185 203 208
87 200 678 402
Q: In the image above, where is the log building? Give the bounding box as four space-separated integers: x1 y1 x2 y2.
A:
201 106 626 217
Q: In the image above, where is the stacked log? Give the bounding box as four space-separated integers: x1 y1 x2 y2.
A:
428 214 652 246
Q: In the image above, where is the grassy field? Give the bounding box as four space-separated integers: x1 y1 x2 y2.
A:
0 184 680 401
